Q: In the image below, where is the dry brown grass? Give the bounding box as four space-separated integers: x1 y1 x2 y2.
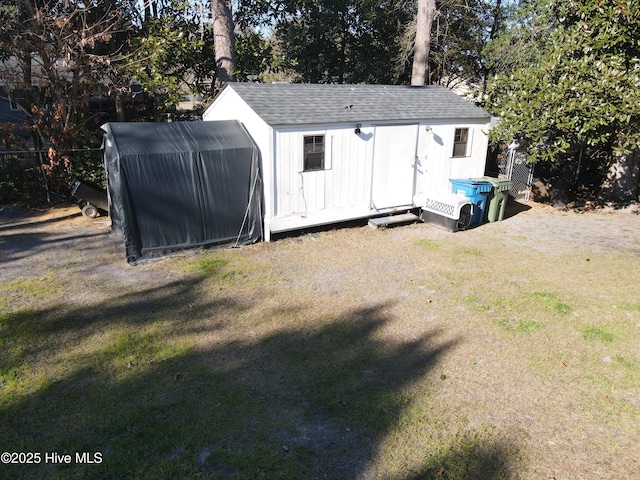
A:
1 201 639 479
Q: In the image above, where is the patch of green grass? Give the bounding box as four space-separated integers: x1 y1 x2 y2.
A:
0 307 46 331
475 297 517 313
96 330 191 375
582 326 614 343
419 429 518 480
614 356 640 376
415 238 439 249
460 295 478 305
0 308 53 366
495 317 544 333
0 273 62 305
0 368 20 388
183 255 228 277
526 291 572 314
461 247 484 257
182 254 281 292
616 302 640 312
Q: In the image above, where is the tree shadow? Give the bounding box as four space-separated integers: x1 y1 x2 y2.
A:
1 230 109 265
0 215 523 479
0 209 82 232
406 437 521 480
0 281 522 478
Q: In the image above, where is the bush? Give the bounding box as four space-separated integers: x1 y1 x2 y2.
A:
0 156 30 205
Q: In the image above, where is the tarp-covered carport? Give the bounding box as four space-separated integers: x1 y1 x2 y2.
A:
102 120 263 264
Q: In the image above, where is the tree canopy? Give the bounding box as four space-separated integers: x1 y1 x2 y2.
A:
485 0 640 202
487 0 640 158
0 0 137 151
1 0 638 204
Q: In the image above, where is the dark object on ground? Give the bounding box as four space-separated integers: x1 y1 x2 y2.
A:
70 179 109 218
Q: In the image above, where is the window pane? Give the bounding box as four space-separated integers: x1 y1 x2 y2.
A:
452 128 469 157
453 143 467 157
304 152 324 171
303 135 325 171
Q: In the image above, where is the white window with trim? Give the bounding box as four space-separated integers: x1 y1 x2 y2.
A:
303 134 325 171
452 128 470 157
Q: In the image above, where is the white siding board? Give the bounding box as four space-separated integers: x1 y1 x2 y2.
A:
415 120 489 194
202 88 275 239
350 131 363 206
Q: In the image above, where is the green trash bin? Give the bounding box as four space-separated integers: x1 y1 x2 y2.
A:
471 176 512 222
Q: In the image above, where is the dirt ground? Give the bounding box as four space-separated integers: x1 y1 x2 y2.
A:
2 200 638 282
1 199 639 479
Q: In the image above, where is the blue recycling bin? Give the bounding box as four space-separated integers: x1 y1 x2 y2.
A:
450 179 492 226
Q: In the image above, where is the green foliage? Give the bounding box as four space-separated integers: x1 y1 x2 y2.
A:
122 1 217 119
0 157 28 204
71 153 107 189
429 0 489 87
485 0 640 164
251 0 414 84
236 29 275 81
481 0 551 77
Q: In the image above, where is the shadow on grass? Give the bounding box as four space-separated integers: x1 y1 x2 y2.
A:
0 207 115 268
407 438 520 480
1 274 522 479
1 230 110 265
0 209 83 231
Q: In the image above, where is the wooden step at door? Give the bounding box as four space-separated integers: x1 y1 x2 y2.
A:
368 212 420 228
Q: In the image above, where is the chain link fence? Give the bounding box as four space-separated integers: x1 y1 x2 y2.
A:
497 143 535 202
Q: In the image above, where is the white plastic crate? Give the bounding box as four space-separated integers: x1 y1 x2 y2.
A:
415 192 471 220
414 192 473 232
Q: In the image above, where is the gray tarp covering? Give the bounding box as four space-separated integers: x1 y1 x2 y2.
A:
102 120 262 264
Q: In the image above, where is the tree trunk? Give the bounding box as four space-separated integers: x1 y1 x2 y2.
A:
482 0 502 95
212 0 236 90
411 0 436 86
599 150 640 205
115 92 125 122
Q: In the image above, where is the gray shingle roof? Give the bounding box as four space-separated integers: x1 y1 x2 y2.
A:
223 83 490 125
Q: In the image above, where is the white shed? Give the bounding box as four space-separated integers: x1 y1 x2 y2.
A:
203 83 491 240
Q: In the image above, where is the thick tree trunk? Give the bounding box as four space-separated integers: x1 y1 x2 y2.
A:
482 0 502 95
212 0 236 90
411 0 436 86
115 92 125 122
599 150 640 205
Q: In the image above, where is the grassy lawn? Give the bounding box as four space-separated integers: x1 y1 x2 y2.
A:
1 207 639 479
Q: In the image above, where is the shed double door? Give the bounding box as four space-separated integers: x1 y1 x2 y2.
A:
371 124 419 209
